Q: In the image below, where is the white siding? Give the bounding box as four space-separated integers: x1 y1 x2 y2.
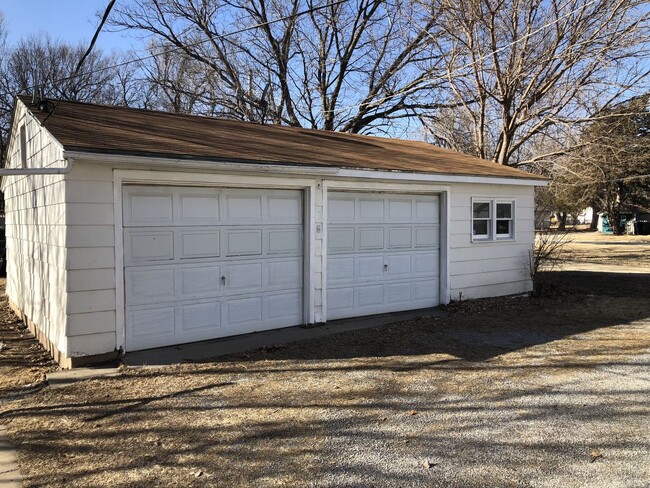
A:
448 183 534 300
1 101 68 355
64 162 116 356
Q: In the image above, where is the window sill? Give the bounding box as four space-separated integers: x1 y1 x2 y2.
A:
471 236 516 243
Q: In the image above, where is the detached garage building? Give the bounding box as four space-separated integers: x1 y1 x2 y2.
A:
2 96 545 367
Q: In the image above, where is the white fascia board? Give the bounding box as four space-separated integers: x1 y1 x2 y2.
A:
64 151 339 176
63 150 548 186
335 169 547 186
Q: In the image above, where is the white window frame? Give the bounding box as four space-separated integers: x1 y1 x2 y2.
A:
471 198 516 242
471 199 492 240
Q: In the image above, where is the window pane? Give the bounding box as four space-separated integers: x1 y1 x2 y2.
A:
496 203 512 219
473 220 488 236
473 202 490 218
496 219 511 235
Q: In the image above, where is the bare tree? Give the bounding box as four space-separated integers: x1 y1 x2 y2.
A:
0 34 139 162
110 0 454 133
136 40 226 115
421 0 650 166
561 95 650 234
528 187 569 295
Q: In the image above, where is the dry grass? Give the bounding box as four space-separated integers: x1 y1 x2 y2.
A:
0 239 648 487
562 231 650 267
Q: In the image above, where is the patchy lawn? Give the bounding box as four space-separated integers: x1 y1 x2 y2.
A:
0 234 649 487
562 231 650 268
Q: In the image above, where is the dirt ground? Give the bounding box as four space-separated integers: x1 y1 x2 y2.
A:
0 232 648 487
0 284 57 397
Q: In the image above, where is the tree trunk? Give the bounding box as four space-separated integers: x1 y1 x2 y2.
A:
589 203 600 230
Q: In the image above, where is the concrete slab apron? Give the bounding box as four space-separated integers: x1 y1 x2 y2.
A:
126 307 446 367
0 425 22 488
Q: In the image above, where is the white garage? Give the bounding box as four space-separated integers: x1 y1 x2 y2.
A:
123 186 304 350
2 96 546 367
326 192 440 320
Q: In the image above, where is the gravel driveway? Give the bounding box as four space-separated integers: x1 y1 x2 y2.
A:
1 271 649 487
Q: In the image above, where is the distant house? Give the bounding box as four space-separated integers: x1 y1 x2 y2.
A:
2 96 546 367
597 207 650 235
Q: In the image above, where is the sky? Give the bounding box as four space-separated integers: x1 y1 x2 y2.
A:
0 0 143 53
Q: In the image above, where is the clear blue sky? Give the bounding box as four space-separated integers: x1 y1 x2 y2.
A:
0 0 143 53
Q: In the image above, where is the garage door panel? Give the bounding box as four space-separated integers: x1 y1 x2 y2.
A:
226 229 263 256
327 287 354 311
268 292 302 320
358 256 385 279
357 284 384 307
128 306 176 339
387 227 412 248
225 194 263 221
358 227 384 249
359 199 384 220
415 199 438 222
225 262 263 294
125 192 174 226
180 230 220 258
126 267 175 305
328 257 354 283
327 191 440 320
268 228 301 254
179 192 220 223
226 296 263 327
386 254 412 277
388 199 412 220
179 265 221 298
124 186 304 351
267 259 302 288
329 197 355 222
180 301 221 331
414 279 438 300
385 282 412 304
328 228 355 252
268 195 301 222
125 231 174 263
413 252 438 276
414 227 437 248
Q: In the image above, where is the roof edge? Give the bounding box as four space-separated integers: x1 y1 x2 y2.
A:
64 149 549 186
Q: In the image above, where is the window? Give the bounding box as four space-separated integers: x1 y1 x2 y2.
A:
472 201 491 239
496 202 513 237
471 199 515 241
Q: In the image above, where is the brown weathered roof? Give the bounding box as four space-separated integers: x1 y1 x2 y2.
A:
20 96 541 180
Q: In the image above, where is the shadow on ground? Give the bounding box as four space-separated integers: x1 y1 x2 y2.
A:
1 271 649 487
164 270 650 366
542 270 650 297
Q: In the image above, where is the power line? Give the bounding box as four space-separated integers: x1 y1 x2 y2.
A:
71 0 117 83
25 0 346 95
40 0 117 124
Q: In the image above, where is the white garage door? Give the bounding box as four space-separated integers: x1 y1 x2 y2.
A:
327 192 440 320
122 186 304 350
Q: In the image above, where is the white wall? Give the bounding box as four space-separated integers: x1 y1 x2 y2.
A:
64 163 117 356
449 183 535 300
1 101 68 356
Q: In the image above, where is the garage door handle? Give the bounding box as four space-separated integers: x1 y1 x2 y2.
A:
221 276 226 285
384 264 388 271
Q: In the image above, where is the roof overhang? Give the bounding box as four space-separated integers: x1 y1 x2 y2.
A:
64 150 548 187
